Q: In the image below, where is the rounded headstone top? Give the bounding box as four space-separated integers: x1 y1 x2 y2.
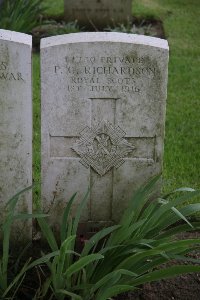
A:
41 32 168 50
0 29 32 46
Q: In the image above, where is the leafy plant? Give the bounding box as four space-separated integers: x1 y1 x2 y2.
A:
32 20 83 43
0 0 46 33
36 176 200 300
105 20 156 36
0 186 48 299
43 20 82 36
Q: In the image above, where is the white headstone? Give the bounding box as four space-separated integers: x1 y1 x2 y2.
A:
64 0 132 28
41 32 169 233
0 30 32 240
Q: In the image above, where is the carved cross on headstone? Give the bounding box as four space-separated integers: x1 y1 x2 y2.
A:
50 98 155 222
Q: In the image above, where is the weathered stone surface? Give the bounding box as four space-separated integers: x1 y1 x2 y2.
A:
64 0 132 28
41 32 169 231
0 30 32 240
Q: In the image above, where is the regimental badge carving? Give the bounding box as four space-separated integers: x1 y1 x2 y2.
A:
72 120 135 176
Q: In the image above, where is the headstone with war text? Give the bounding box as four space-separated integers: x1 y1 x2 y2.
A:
41 32 169 233
64 0 132 28
0 30 32 240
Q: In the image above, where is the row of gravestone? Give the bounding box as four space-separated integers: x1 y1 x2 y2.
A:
0 29 169 241
64 0 132 28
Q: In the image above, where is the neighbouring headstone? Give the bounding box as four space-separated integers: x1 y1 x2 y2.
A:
41 32 169 233
64 0 132 28
0 30 32 240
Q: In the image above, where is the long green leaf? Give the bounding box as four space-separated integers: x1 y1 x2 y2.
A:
57 235 76 283
1 185 34 284
163 187 196 199
117 239 200 271
37 217 58 251
56 289 83 300
116 248 167 271
156 239 200 251
60 193 77 243
64 254 104 278
138 192 200 238
96 284 134 300
40 276 52 298
120 175 160 227
92 269 137 294
2 258 31 298
2 211 15 288
6 185 32 208
171 206 193 228
81 225 120 257
107 219 147 246
157 222 200 239
135 256 169 275
156 203 200 233
132 265 200 286
150 191 200 228
72 188 90 236
27 251 60 271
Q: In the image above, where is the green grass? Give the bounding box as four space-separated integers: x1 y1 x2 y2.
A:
132 0 200 190
43 0 63 16
33 54 41 207
33 0 200 204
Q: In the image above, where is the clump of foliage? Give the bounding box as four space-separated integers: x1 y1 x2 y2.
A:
0 0 46 33
32 20 82 40
35 176 200 300
106 20 156 36
0 186 48 299
43 20 82 36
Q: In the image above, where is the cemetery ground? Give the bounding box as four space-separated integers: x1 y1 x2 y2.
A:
0 0 199 299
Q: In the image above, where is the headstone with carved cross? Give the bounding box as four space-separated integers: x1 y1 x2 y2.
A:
64 0 132 28
0 29 32 240
41 32 169 233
